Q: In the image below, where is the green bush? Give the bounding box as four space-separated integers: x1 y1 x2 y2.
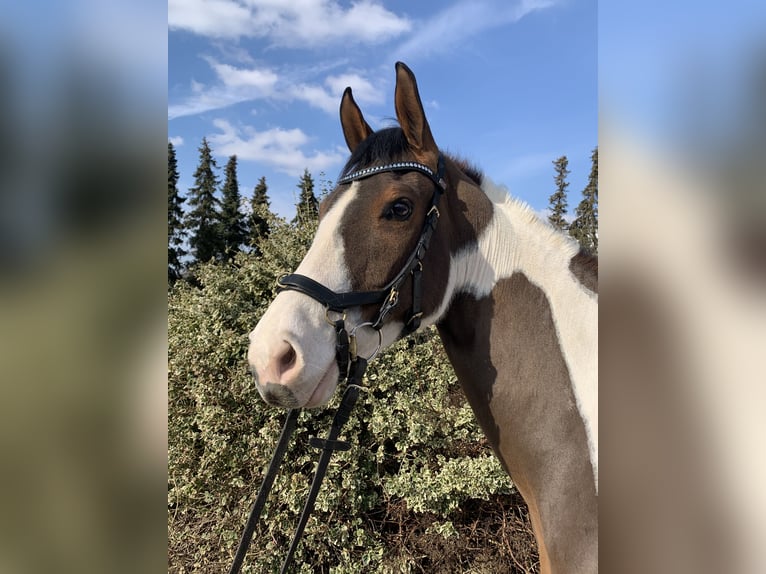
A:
168 215 535 573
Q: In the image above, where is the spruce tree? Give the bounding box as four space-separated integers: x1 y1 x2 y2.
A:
569 147 599 254
185 137 222 264
249 176 271 249
548 155 570 232
294 168 319 224
219 155 247 261
168 142 186 283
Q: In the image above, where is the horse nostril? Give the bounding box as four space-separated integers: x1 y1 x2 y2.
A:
277 341 297 375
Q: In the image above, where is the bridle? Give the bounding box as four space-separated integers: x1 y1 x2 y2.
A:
228 154 447 574
276 153 447 381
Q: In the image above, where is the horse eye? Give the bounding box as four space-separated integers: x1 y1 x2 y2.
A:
386 199 412 221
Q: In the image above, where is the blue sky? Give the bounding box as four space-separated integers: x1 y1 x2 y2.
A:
169 0 596 219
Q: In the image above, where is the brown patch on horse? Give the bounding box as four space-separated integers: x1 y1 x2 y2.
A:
449 154 483 186
438 273 597 573
569 249 598 294
335 169 451 326
444 160 493 250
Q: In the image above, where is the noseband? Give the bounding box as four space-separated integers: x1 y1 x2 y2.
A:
276 153 447 379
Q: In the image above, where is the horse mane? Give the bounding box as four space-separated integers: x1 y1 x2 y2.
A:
448 154 483 186
339 127 483 186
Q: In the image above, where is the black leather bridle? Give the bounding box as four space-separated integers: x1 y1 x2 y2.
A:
276 153 447 380
228 154 447 574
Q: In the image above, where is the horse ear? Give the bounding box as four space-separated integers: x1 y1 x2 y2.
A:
394 62 437 161
339 87 373 153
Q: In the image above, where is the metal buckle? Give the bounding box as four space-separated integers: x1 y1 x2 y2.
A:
427 205 440 218
324 307 346 326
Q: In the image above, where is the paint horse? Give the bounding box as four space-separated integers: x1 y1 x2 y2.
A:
248 62 598 573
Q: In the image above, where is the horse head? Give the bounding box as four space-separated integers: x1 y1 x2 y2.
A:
247 62 466 408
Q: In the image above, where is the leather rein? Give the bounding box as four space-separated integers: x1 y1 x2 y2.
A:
228 155 447 574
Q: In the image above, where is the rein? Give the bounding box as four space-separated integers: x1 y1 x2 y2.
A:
228 155 446 573
227 362 366 574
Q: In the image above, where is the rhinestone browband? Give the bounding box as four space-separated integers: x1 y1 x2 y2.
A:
337 161 436 185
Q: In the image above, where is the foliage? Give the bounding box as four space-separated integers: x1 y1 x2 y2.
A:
185 138 223 264
548 155 570 232
168 142 186 283
219 155 248 261
569 147 598 254
168 216 533 573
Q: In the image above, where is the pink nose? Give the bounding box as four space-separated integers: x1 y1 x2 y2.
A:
257 339 298 385
251 340 302 407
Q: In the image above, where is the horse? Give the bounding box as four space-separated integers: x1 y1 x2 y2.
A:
247 62 598 574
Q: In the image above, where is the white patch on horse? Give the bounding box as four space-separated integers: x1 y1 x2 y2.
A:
421 178 599 490
247 184 361 406
295 184 359 291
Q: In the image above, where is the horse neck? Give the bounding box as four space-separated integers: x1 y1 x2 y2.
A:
436 175 598 485
435 178 599 571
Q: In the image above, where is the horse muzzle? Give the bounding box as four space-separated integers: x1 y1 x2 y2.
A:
247 308 341 409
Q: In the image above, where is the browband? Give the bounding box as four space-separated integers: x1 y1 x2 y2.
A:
337 160 443 188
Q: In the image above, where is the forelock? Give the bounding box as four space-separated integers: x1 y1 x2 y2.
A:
339 127 410 179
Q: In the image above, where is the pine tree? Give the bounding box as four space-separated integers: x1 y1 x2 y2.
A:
168 142 186 283
249 176 271 249
294 168 319 224
185 137 222 264
569 147 599 254
548 155 570 231
219 155 247 261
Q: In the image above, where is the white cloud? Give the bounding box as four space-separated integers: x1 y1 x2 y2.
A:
169 61 279 119
288 83 338 115
209 60 279 91
290 73 385 114
208 118 346 177
169 60 385 119
325 73 384 106
168 0 253 38
392 0 557 61
169 86 249 119
169 0 411 45
169 136 184 146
